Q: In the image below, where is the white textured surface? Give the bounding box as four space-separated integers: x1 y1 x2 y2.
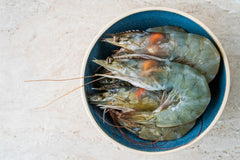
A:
0 0 239 159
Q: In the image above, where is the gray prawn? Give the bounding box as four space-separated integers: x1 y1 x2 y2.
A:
89 87 166 112
89 83 197 141
103 26 220 82
116 113 196 141
93 59 211 127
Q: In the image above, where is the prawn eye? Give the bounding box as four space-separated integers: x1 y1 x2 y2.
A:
106 56 114 64
113 35 120 42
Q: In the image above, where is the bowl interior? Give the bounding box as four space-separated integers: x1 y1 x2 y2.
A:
84 10 226 152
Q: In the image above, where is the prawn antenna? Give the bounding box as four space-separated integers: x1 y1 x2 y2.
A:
33 77 105 110
94 65 103 73
24 75 98 82
95 111 124 128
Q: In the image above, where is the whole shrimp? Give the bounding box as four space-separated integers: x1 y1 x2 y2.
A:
116 114 196 141
89 87 165 112
103 28 220 82
89 79 198 141
93 59 211 127
88 82 197 141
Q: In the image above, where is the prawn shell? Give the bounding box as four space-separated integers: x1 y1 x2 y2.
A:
103 30 220 82
146 26 187 33
118 119 196 141
93 59 211 127
88 87 163 111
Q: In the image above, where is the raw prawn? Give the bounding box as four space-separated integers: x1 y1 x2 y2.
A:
116 113 196 141
89 87 165 112
103 28 220 82
93 59 211 127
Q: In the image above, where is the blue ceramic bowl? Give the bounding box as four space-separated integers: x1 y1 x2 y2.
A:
81 8 230 153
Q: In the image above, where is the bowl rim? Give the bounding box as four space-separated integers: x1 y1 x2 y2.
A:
80 7 231 154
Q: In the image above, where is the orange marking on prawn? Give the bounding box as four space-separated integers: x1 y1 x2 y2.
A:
109 101 113 105
135 88 146 99
148 33 164 55
149 33 164 44
141 60 159 77
142 60 158 71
